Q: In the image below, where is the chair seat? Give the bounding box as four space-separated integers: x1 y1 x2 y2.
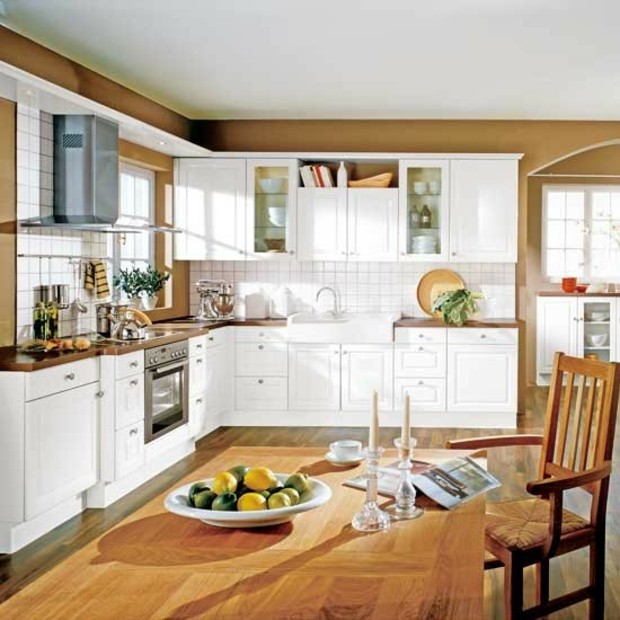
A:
485 498 591 552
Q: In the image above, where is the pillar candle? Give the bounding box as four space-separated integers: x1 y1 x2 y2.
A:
369 390 379 451
401 393 410 447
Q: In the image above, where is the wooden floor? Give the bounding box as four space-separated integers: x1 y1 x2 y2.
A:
1 387 618 618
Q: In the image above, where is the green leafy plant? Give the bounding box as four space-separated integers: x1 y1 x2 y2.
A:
431 288 482 326
113 265 170 298
139 265 170 297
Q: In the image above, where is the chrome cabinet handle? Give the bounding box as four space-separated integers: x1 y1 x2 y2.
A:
96 390 104 398
258 344 264 350
418 334 424 339
196 398 203 404
196 358 203 364
342 350 348 355
418 346 424 351
129 428 138 436
288 250 295 255
258 379 264 384
418 380 424 385
130 361 139 368
65 372 75 381
130 378 139 386
196 343 203 349
480 334 487 339
258 332 265 337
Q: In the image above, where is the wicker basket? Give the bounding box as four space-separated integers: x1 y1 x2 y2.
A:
348 172 393 188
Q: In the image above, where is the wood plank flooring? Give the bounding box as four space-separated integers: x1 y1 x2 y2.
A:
1 387 618 618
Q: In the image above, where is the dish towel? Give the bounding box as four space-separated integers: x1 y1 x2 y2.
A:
84 261 110 299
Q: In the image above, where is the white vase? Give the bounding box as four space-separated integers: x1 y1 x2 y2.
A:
142 295 158 311
130 296 143 309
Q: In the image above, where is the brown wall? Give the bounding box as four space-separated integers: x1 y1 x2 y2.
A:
0 98 15 345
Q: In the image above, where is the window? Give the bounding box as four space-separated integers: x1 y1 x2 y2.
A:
542 185 620 282
110 163 155 273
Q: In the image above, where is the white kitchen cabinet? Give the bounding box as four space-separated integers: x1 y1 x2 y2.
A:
25 382 99 520
347 188 399 261
394 377 446 412
447 329 518 413
394 343 446 378
536 296 617 384
297 188 347 261
341 345 393 411
115 422 145 480
449 158 518 263
236 377 288 410
288 344 341 410
174 158 246 261
246 158 298 260
189 352 207 396
189 390 208 438
235 342 287 377
115 373 144 430
398 159 450 262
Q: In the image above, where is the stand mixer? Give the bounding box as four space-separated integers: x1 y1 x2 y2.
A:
195 280 235 320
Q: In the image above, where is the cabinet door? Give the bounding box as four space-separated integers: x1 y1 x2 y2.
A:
447 345 517 412
394 344 446 378
579 298 616 363
297 188 348 261
115 373 145 430
25 383 99 519
449 159 518 262
246 158 298 260
174 158 246 261
235 342 288 377
235 377 288 410
188 390 208 438
398 159 450 262
115 422 145 480
341 345 393 411
189 353 207 396
347 188 399 261
536 297 578 380
394 378 446 412
289 344 341 410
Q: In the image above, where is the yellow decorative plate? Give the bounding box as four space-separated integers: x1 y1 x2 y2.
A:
416 269 465 316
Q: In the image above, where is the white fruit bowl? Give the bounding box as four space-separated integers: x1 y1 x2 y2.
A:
164 473 331 528
586 333 608 347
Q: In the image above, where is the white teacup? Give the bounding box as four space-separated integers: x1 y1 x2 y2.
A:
330 439 363 461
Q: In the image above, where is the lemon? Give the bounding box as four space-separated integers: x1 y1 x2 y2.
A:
244 467 278 492
211 471 238 495
279 487 300 506
237 492 267 511
267 491 292 509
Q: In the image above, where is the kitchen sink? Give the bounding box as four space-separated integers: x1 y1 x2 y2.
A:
287 312 399 344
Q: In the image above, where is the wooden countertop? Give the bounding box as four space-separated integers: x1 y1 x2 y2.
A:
0 446 485 619
538 291 620 297
395 317 520 328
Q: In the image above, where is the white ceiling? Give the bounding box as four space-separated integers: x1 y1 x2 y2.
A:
2 0 620 121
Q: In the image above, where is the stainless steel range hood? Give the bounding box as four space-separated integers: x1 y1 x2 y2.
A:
20 115 179 233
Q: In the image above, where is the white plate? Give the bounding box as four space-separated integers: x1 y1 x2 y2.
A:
164 473 331 528
324 451 366 466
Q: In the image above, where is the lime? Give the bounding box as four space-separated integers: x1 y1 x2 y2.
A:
193 489 217 509
237 492 267 511
267 491 292 509
227 464 250 483
284 472 312 495
212 471 238 495
188 481 210 507
244 467 278 492
279 487 301 506
211 493 238 511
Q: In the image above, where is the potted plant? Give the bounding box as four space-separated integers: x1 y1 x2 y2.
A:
112 267 143 307
431 288 482 326
138 265 170 310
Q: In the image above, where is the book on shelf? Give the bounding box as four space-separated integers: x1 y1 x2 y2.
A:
343 455 500 510
299 166 315 187
299 164 335 188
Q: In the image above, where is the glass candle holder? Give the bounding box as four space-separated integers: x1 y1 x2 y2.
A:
386 437 424 521
351 447 391 532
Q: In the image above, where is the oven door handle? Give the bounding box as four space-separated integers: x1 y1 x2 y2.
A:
148 360 188 377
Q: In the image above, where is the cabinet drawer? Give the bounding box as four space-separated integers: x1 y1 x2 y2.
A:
394 344 446 377
205 327 227 349
394 328 447 344
189 390 208 437
115 422 145 480
447 328 518 345
188 334 208 357
394 378 446 412
235 342 288 376
26 357 98 401
189 353 207 396
235 327 287 343
115 374 145 430
235 377 287 410
115 350 144 379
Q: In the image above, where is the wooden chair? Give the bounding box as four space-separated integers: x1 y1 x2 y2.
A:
447 352 620 620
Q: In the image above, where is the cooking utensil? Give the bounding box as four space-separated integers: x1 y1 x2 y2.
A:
416 269 465 316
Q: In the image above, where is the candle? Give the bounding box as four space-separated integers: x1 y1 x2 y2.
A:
369 390 379 451
401 393 410 447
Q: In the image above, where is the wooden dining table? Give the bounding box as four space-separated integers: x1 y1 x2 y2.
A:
0 446 486 619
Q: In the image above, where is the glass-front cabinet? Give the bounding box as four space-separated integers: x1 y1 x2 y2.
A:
398 159 449 261
580 299 615 363
246 158 298 259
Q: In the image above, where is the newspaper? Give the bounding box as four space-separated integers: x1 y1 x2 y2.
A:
343 456 500 509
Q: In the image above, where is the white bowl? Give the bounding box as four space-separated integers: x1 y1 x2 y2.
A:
586 333 608 347
413 181 427 195
587 311 609 322
164 473 332 528
268 206 287 227
258 177 286 194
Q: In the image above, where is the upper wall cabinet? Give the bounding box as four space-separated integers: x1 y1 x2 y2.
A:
246 159 299 261
174 158 246 261
449 158 518 263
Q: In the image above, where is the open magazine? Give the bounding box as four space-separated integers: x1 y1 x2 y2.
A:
343 456 500 509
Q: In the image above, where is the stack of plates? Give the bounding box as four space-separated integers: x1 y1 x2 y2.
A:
411 235 437 254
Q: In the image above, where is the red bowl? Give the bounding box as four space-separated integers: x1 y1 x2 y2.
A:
575 284 588 293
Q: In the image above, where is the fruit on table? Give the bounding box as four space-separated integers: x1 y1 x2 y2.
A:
267 491 292 509
237 492 268 511
212 471 238 495
193 489 217 509
279 487 300 506
284 472 312 495
244 467 278 492
227 464 250 482
188 481 211 507
211 493 238 511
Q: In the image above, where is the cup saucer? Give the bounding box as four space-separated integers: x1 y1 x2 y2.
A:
324 450 366 467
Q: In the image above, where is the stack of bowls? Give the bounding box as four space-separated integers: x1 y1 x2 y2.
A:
411 234 437 254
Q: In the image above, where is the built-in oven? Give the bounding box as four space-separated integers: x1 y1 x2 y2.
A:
144 339 189 443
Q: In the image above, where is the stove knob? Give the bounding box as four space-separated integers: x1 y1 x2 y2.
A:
153 356 159 364
182 348 187 356
149 357 155 364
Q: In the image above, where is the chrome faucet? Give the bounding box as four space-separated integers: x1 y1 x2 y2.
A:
316 286 339 317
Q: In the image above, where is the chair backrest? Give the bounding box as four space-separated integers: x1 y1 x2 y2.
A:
541 352 620 523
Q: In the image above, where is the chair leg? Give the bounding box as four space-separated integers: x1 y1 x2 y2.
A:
504 555 523 620
589 542 605 620
536 558 549 617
